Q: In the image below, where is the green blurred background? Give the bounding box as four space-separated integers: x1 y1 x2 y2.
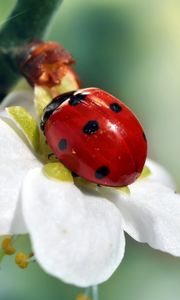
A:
1 0 180 299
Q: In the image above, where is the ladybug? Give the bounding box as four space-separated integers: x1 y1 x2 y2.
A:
41 88 147 187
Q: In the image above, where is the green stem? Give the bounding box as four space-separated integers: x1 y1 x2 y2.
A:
0 0 63 100
92 286 99 300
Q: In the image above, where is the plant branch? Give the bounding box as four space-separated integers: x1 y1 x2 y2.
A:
0 0 63 101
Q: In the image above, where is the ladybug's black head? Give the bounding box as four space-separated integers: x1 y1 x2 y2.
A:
40 90 75 132
40 90 87 132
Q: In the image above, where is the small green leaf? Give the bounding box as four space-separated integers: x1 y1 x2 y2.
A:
6 106 39 151
138 165 151 180
43 162 73 182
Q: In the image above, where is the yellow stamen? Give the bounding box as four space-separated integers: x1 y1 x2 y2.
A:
15 252 34 269
1 237 16 255
75 294 91 300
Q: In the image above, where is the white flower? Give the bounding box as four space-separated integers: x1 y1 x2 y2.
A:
0 91 180 288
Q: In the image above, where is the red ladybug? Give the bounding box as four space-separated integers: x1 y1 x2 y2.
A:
41 88 147 187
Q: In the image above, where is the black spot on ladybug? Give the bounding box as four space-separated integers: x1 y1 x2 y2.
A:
58 138 67 150
95 166 110 179
83 120 99 135
109 102 122 113
69 93 86 106
41 91 75 131
143 131 147 142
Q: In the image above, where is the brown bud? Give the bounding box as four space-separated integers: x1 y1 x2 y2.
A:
16 40 75 87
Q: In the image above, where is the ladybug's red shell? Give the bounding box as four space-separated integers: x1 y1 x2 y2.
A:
42 88 147 187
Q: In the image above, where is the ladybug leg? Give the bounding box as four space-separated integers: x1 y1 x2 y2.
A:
48 153 56 160
71 171 79 178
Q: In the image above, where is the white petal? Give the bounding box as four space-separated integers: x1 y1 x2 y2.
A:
0 118 41 234
1 91 36 117
145 158 175 189
22 167 125 287
112 181 180 256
